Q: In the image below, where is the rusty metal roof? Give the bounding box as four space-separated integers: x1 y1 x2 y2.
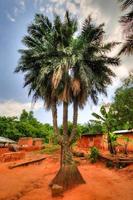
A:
81 133 103 137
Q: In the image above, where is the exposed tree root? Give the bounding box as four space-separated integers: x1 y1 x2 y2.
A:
50 164 85 191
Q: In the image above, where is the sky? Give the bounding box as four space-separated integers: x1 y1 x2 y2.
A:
0 0 132 125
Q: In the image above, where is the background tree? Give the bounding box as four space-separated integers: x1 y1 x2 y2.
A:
0 110 53 142
0 116 21 140
88 120 103 134
112 73 133 129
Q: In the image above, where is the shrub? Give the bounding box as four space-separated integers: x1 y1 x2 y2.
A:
106 160 114 168
89 146 99 163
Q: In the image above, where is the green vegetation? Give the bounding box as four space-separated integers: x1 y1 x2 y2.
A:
89 146 100 163
40 144 60 154
92 106 117 154
0 109 53 142
91 74 133 154
111 74 133 130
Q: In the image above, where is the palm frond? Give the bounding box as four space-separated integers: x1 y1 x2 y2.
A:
118 35 133 55
119 0 133 10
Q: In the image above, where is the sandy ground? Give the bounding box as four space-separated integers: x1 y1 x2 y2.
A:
0 153 133 200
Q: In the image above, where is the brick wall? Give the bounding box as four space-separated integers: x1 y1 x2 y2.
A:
18 137 33 146
0 152 25 162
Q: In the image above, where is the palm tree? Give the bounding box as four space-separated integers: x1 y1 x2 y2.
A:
48 15 120 189
15 12 120 191
118 0 133 55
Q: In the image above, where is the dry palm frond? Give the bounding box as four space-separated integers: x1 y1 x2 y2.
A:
52 65 63 89
71 79 81 96
59 84 71 102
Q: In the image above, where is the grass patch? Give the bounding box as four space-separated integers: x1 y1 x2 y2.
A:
40 144 60 154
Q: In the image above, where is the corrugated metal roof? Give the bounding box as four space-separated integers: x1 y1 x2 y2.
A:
0 137 16 144
113 130 133 134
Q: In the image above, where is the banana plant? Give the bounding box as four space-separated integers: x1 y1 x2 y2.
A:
92 105 117 154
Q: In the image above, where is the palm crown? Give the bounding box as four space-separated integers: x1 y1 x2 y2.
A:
15 11 119 109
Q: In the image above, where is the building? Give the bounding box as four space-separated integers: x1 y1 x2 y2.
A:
18 137 43 151
113 130 133 152
77 133 103 149
77 130 133 153
0 137 16 145
18 137 33 147
0 137 16 155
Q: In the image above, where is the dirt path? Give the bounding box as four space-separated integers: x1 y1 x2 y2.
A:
0 155 133 200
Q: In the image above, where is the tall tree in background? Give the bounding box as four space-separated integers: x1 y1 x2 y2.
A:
112 73 133 129
118 0 133 55
15 12 119 191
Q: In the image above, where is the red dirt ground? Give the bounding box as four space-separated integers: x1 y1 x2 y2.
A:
0 152 133 200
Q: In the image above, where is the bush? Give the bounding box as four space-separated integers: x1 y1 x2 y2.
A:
106 160 114 168
89 146 99 163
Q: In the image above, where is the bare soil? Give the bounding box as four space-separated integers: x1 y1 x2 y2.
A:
0 152 133 200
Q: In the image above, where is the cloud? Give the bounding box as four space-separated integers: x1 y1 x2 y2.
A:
78 0 110 26
7 0 26 23
7 13 15 22
66 1 78 13
106 23 133 80
0 100 43 117
20 0 25 9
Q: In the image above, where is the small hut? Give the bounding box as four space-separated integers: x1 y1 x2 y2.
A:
18 137 33 147
77 133 103 149
113 129 133 152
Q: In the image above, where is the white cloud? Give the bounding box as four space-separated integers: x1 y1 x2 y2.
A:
113 65 130 79
79 0 110 26
39 6 45 13
66 2 78 13
7 0 26 23
20 0 25 8
0 100 43 117
7 13 15 22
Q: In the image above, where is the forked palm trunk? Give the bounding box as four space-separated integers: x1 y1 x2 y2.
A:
51 98 63 166
50 101 85 191
51 98 58 137
69 97 78 144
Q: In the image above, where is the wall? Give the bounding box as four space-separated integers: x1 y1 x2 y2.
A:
0 148 9 155
117 133 133 152
77 133 133 153
18 137 33 146
33 139 43 147
78 135 103 149
0 152 25 162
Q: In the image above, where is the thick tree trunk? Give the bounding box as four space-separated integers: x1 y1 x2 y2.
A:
50 101 85 191
50 142 85 190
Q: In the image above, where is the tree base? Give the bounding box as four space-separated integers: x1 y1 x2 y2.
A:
50 164 85 191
